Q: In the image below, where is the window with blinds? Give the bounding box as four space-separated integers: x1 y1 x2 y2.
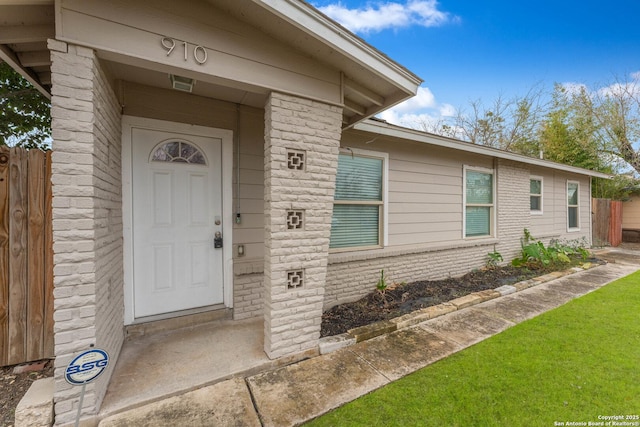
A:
464 167 494 238
330 153 384 250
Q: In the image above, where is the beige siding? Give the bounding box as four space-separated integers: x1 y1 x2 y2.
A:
623 196 640 229
341 135 494 247
58 0 341 105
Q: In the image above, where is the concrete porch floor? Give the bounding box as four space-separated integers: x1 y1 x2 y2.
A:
98 317 274 419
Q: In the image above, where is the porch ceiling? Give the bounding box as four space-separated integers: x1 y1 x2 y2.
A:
0 2 54 99
0 0 422 125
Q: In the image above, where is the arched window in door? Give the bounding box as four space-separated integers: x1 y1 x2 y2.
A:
150 140 207 165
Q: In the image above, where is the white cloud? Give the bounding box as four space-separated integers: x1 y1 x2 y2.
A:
391 86 437 112
561 72 640 99
559 82 588 96
598 80 640 99
316 0 457 34
377 85 457 134
438 103 456 117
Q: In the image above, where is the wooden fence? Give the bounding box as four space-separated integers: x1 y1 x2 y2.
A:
592 198 623 247
0 146 54 367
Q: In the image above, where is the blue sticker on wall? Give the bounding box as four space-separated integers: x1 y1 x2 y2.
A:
64 349 109 385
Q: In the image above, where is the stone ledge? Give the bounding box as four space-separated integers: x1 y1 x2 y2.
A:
318 262 601 354
347 321 397 343
318 333 356 355
450 293 484 310
495 285 517 296
474 289 501 302
389 309 431 330
15 377 54 427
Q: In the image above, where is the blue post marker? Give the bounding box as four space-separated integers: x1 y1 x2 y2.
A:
64 346 109 427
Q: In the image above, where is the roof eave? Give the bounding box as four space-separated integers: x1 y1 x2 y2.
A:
253 0 422 95
354 119 612 179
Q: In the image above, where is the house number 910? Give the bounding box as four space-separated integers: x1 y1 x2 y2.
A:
161 37 208 65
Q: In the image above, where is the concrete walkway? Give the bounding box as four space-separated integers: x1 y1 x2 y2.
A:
98 250 639 427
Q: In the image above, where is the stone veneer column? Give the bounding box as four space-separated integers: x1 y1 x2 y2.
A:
49 39 124 426
263 92 342 358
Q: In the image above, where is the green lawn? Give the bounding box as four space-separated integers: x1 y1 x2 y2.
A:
306 270 640 427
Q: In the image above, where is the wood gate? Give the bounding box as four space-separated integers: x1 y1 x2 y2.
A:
592 198 623 247
0 146 54 367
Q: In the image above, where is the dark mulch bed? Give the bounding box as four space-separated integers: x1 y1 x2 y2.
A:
321 263 588 337
1 359 54 427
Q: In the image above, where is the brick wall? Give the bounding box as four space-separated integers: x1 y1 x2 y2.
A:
91 46 124 416
326 242 493 309
233 270 263 320
495 159 531 260
49 40 124 425
263 92 342 358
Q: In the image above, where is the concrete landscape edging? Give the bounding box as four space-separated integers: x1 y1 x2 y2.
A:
318 262 598 355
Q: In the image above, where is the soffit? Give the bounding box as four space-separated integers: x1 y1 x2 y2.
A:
212 0 422 127
0 2 55 99
0 0 422 126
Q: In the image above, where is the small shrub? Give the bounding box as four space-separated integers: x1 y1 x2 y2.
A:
376 269 389 306
376 269 388 294
512 229 589 269
486 248 504 269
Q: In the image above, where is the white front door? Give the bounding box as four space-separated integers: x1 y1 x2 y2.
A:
131 127 224 318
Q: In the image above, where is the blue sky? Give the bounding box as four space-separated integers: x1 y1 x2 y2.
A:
311 0 640 128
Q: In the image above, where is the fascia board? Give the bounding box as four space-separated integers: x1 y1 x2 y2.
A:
354 120 612 179
253 0 422 94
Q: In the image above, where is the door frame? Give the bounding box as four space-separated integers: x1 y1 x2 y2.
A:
122 116 234 325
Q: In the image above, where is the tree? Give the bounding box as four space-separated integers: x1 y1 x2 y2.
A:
0 61 51 149
587 78 640 174
440 86 548 156
425 78 640 199
538 84 602 172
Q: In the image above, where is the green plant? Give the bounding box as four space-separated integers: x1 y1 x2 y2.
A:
512 229 589 268
486 247 503 269
376 269 389 306
375 269 387 293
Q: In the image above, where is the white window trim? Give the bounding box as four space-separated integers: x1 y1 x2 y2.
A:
567 180 580 232
330 147 389 252
530 175 543 215
463 165 496 239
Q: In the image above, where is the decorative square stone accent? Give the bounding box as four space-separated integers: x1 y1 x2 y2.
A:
287 270 304 290
287 149 306 170
286 210 304 230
